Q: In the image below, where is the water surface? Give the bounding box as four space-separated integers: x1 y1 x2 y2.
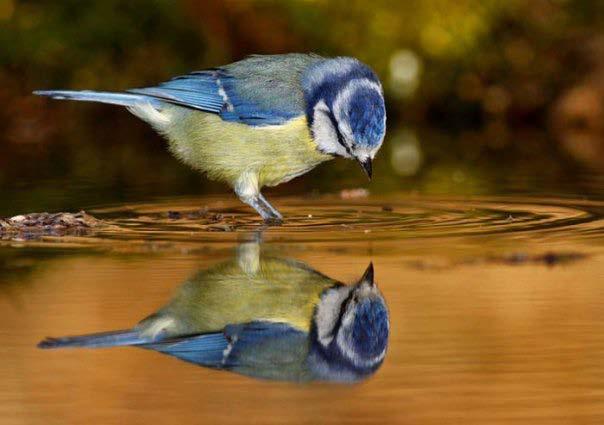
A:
1 194 604 424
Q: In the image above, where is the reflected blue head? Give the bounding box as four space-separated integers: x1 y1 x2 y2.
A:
352 298 389 359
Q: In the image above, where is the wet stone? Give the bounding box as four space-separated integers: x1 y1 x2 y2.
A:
207 224 233 232
186 209 223 222
163 208 224 223
408 251 588 270
0 211 106 239
478 252 588 267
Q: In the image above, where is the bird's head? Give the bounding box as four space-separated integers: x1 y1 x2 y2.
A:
303 57 386 180
313 263 390 377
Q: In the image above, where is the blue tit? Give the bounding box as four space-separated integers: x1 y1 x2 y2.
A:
38 244 390 383
34 54 387 223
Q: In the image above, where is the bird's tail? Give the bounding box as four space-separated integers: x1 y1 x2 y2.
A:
33 90 160 108
38 329 146 349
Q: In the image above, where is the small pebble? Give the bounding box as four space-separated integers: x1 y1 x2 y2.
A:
340 188 369 199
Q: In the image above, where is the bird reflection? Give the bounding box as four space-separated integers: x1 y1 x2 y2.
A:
39 243 390 383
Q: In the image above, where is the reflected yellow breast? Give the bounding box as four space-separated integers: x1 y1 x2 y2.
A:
155 257 338 335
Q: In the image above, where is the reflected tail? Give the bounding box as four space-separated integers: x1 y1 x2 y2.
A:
38 329 145 349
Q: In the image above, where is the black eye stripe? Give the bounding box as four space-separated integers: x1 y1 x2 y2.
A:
327 112 353 156
325 288 357 341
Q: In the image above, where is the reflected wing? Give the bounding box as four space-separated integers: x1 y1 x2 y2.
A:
141 332 229 366
222 321 308 369
141 321 308 376
128 54 322 126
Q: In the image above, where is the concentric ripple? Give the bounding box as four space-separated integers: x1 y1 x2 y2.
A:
82 195 604 243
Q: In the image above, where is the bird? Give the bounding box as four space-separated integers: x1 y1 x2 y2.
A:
38 243 390 383
34 53 387 224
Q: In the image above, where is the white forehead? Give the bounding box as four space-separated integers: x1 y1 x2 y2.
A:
303 57 362 92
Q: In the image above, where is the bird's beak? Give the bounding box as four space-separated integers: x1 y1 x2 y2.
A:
358 157 372 181
360 262 375 287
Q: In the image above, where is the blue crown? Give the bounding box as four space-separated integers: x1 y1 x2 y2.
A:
351 298 389 359
302 57 385 149
347 88 386 148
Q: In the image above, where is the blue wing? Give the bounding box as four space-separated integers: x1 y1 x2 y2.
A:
140 321 308 374
222 321 307 368
128 71 224 114
128 54 323 126
140 331 229 366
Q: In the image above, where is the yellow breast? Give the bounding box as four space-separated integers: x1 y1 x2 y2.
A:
162 107 332 188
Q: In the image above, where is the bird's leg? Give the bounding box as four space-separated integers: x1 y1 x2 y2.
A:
236 241 261 275
235 172 283 225
240 194 283 225
257 193 283 223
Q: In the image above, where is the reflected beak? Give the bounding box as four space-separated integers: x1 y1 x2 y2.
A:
360 262 375 287
358 157 373 180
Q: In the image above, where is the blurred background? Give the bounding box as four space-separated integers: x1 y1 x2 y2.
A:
1 0 604 215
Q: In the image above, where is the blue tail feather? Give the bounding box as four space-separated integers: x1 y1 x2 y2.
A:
38 329 146 349
33 90 160 108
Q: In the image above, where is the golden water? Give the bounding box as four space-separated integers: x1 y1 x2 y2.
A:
1 194 604 424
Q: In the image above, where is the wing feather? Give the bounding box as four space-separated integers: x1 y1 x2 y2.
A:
128 72 224 113
140 321 306 369
128 54 323 126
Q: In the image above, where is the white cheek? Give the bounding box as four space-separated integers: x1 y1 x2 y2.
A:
312 110 337 152
315 286 352 347
311 101 349 157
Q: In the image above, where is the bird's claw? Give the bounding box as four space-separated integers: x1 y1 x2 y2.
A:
263 217 283 226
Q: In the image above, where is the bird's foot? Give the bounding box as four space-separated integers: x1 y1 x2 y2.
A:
257 193 283 225
262 216 283 226
239 192 283 225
